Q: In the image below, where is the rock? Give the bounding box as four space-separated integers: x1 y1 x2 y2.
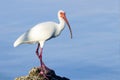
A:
15 67 70 80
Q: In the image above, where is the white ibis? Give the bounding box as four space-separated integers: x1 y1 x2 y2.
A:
13 10 72 77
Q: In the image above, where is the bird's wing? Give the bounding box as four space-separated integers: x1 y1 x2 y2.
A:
13 32 32 47
14 22 57 47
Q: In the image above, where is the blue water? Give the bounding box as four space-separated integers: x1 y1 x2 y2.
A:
0 0 120 80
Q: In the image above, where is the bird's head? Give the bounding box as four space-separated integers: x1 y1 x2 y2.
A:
58 10 73 39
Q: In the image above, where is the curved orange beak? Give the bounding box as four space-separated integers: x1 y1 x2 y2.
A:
61 13 73 39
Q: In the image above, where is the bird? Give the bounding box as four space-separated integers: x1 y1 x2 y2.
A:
13 10 72 77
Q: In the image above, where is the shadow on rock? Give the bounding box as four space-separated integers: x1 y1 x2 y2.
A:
15 67 70 80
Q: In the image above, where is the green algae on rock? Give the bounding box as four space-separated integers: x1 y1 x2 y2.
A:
15 67 70 80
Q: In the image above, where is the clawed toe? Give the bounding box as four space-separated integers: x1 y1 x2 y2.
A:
38 66 50 80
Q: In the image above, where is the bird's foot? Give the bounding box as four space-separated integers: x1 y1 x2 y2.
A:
38 65 51 80
39 71 49 80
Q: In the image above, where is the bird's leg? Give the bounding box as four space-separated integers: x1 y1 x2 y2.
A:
40 48 54 80
36 43 46 69
35 44 45 68
36 43 40 58
36 43 50 79
39 48 51 71
39 47 50 80
39 47 43 68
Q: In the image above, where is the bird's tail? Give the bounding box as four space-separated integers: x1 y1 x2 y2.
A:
13 34 25 47
13 39 22 47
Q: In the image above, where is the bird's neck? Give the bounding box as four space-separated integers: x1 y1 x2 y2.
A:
58 18 65 32
54 18 65 37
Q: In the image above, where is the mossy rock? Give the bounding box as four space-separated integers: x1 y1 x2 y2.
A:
15 67 70 80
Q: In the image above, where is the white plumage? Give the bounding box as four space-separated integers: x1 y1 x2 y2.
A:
14 10 72 48
14 22 58 48
13 10 72 76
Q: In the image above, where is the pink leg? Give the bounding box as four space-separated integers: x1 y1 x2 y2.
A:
36 44 43 65
35 43 50 79
39 48 51 72
36 43 40 58
39 48 43 67
36 43 44 67
36 43 49 68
